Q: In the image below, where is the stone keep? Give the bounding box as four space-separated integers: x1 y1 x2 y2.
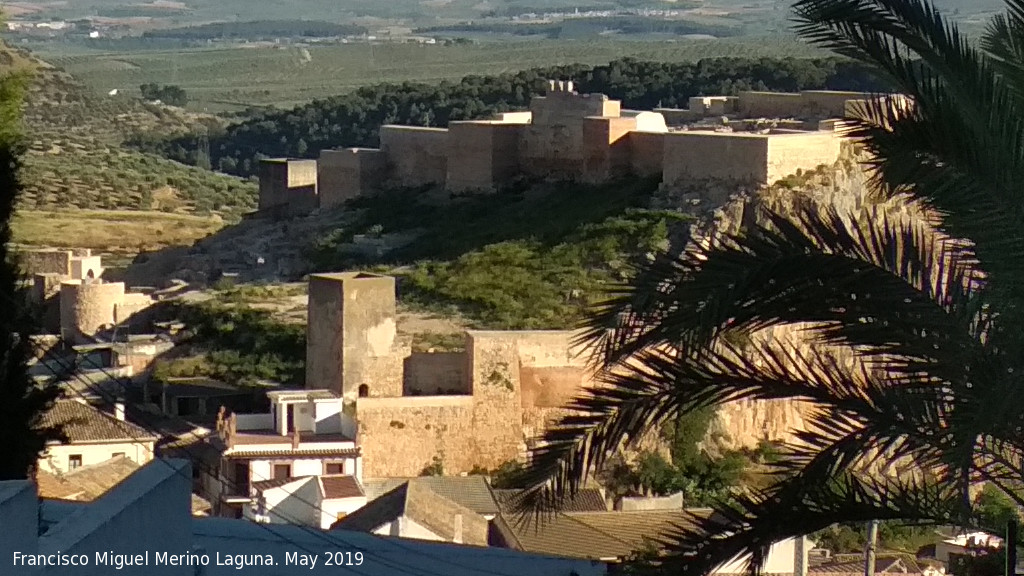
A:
305 273 404 401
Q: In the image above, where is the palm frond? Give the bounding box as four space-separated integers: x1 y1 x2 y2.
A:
651 473 962 576
582 205 983 372
793 0 1024 323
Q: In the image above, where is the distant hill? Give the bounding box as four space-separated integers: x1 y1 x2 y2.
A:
6 46 257 221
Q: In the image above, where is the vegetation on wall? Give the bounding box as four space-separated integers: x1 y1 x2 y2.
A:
132 56 888 177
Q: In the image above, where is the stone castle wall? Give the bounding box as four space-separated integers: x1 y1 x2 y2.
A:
317 148 386 209
447 122 524 192
59 281 125 342
379 125 449 188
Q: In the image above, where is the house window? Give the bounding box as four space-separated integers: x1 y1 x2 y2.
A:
324 462 345 475
69 455 83 470
112 452 125 459
358 384 369 398
273 464 292 480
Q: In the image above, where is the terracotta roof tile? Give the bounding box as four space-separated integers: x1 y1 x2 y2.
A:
493 488 607 513
320 475 364 499
36 455 141 500
41 400 158 444
493 509 707 561
226 447 360 459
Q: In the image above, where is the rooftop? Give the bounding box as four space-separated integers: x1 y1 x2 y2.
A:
333 480 486 544
229 430 353 445
493 488 607 513
363 475 499 516
36 454 140 501
40 399 159 444
494 509 707 562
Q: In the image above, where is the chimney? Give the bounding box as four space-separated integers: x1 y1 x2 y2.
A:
227 412 237 449
292 427 301 450
216 406 226 435
453 514 463 544
114 400 125 421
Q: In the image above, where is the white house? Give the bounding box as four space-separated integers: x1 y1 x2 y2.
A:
246 474 367 530
37 398 157 474
199 390 362 518
934 530 1003 563
0 458 608 576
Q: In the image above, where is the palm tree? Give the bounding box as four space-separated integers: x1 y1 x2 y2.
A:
515 0 1024 573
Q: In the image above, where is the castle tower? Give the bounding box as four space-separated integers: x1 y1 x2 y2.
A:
305 272 403 400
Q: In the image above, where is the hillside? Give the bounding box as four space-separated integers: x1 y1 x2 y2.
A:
2 46 258 253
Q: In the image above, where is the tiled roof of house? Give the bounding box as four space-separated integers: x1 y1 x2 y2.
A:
252 476 313 493
492 488 607 513
335 483 408 532
37 455 141 500
320 475 364 499
362 476 500 516
37 455 212 516
40 400 159 443
332 481 488 545
226 447 360 459
811 553 923 576
493 509 705 561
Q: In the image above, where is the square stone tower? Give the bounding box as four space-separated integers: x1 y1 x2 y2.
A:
305 272 404 401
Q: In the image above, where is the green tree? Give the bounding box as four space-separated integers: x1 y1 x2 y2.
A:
515 0 1024 572
0 57 61 479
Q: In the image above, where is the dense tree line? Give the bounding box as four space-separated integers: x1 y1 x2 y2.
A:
141 20 368 41
139 83 188 107
131 56 889 177
414 17 742 39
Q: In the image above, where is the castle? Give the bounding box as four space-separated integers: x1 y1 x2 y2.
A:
303 272 817 478
19 247 155 345
256 81 907 215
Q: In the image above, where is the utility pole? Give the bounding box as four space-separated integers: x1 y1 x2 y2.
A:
1007 520 1018 576
864 520 879 576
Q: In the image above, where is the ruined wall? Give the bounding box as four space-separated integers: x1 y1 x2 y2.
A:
766 132 842 183
738 91 807 118
318 148 387 209
663 132 770 186
403 352 469 395
800 91 873 118
258 159 318 213
582 116 636 184
19 249 72 277
687 96 739 116
629 131 666 177
71 255 103 280
379 126 449 188
59 280 125 343
356 395 521 477
113 292 154 326
446 122 523 192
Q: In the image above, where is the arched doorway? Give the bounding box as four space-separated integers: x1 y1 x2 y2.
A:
357 384 369 398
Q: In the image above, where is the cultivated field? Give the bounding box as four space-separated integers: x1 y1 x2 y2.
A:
12 209 226 252
35 37 827 112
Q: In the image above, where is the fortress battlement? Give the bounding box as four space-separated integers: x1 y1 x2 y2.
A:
257 83 906 215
